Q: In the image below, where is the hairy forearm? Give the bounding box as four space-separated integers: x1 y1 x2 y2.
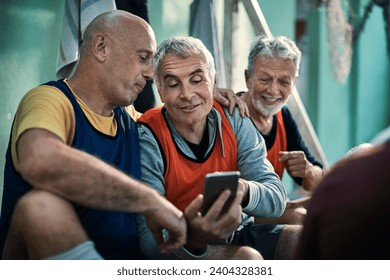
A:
18 129 159 213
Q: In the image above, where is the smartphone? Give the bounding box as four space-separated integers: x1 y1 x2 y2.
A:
201 171 240 216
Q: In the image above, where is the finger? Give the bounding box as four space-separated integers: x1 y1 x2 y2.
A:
234 96 249 117
150 229 167 251
214 89 230 106
235 99 244 117
229 99 235 115
286 162 308 174
278 152 290 162
152 221 187 254
159 232 186 253
289 170 306 178
185 194 203 220
220 94 230 106
285 157 302 167
244 105 250 118
222 91 235 115
218 89 230 102
286 153 306 167
237 179 246 193
232 189 244 206
204 189 231 220
279 151 300 162
215 192 243 234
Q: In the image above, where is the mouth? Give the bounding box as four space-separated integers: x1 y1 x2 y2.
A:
178 103 201 111
261 94 283 104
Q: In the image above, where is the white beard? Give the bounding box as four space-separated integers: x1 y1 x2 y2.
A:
252 96 289 117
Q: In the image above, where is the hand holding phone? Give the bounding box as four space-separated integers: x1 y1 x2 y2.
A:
201 171 240 216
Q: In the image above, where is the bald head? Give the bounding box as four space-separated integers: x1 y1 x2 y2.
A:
70 10 156 111
80 10 154 55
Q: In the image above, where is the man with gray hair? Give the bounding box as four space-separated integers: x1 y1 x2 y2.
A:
137 35 301 260
238 36 324 224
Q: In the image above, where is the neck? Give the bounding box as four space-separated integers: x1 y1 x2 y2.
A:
67 75 113 117
172 118 207 145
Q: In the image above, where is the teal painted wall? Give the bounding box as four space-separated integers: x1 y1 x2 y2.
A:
353 3 389 144
0 0 65 204
149 0 192 45
258 0 295 38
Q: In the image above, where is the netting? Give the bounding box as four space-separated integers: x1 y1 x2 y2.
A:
307 0 390 84
325 0 353 84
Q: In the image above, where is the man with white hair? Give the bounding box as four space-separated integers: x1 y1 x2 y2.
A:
238 36 324 224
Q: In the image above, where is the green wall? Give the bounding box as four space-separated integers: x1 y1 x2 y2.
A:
149 0 192 44
0 0 64 204
258 0 295 38
353 2 389 144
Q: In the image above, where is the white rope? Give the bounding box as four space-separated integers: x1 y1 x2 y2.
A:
326 0 353 84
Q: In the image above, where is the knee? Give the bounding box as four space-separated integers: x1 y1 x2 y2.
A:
6 191 87 259
283 206 307 225
235 246 264 260
274 224 302 259
207 245 263 260
280 224 302 244
12 190 74 227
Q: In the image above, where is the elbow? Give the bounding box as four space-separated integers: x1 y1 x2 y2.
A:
18 153 54 191
258 194 287 218
274 199 287 217
269 188 288 218
16 130 60 190
19 157 42 185
247 181 288 218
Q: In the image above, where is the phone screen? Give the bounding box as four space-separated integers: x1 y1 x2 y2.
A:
201 171 240 216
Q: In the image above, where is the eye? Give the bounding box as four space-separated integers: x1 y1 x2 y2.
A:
139 55 147 63
259 78 270 84
167 80 179 88
191 76 202 84
168 83 178 88
279 80 291 86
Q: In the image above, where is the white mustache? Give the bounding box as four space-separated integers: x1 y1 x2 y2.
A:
261 94 283 102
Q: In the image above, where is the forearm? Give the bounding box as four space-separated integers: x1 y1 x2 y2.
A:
18 129 160 213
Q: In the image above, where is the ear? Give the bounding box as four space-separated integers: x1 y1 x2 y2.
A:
92 34 108 62
244 69 251 89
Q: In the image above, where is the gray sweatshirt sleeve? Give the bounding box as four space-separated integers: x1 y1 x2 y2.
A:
224 107 288 218
137 124 167 259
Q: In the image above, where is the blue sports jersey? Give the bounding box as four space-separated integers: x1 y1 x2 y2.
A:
0 80 142 259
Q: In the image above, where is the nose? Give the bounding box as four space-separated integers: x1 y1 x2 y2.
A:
268 80 279 95
143 63 154 81
180 83 194 100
